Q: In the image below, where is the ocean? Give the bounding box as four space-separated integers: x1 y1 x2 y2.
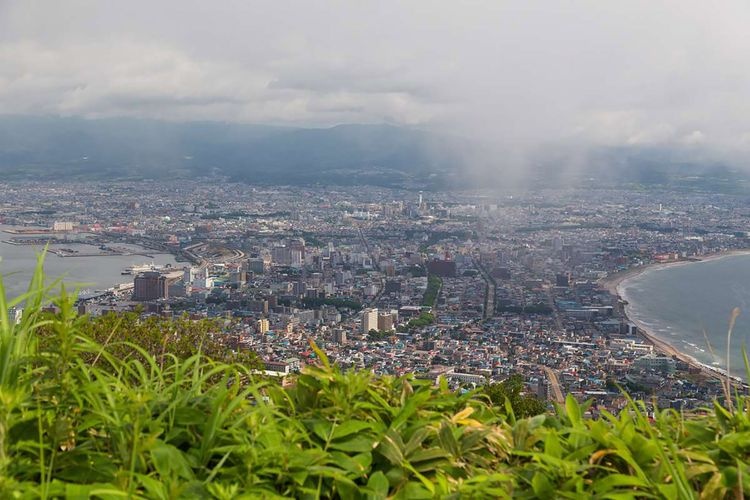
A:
620 254 750 378
0 228 178 299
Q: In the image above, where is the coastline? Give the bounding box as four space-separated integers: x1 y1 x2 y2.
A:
600 249 750 381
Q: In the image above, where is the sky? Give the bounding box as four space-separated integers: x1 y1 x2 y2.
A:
3 1 750 153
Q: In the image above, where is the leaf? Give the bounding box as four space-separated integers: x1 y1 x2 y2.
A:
565 394 582 427
328 435 376 453
367 471 390 499
378 430 405 466
65 483 126 500
150 441 195 480
308 339 330 368
331 420 373 440
438 424 460 457
592 473 649 494
544 431 563 459
173 407 206 426
531 472 555 498
394 481 433 499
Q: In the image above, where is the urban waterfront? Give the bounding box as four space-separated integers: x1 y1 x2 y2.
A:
0 228 178 298
620 254 750 378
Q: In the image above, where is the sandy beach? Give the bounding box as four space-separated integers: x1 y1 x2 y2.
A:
599 249 750 381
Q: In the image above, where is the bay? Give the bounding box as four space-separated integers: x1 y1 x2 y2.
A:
0 227 178 299
620 253 750 378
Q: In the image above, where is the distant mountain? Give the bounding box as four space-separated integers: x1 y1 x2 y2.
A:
0 116 469 187
0 115 746 191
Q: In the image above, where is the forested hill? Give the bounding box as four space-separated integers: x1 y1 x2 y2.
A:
0 115 469 187
1 114 747 191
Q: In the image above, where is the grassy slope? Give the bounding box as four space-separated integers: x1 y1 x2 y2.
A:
1 259 750 498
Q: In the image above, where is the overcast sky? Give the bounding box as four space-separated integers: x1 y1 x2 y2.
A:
3 1 750 152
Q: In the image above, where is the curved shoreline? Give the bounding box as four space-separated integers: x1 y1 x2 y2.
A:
599 249 750 381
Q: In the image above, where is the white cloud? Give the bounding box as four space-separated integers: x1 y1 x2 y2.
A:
2 0 750 154
680 130 706 145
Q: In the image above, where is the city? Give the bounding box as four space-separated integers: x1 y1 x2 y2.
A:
3 180 747 413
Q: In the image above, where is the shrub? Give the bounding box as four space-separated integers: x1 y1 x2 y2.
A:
1 255 750 498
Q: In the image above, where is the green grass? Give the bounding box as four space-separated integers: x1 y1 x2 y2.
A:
422 275 441 308
1 254 750 498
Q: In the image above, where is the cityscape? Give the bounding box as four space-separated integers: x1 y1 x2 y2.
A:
4 179 748 413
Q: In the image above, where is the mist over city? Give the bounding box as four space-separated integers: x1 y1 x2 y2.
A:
3 2 750 497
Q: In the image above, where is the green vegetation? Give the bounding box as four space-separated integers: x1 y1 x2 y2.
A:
407 312 436 330
367 329 393 341
483 374 547 419
422 275 441 308
37 310 262 369
302 297 363 311
2 258 750 497
406 265 426 277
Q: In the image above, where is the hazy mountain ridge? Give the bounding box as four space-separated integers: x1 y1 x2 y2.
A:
0 116 466 185
0 115 746 191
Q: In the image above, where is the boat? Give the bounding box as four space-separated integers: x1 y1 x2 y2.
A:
122 263 161 275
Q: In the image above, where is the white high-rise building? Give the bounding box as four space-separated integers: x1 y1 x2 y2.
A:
361 308 379 333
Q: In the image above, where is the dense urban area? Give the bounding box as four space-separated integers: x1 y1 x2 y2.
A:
3 180 750 413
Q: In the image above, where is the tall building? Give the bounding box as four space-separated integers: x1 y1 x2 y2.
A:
427 259 457 277
257 318 270 334
271 245 291 266
133 272 168 301
377 312 395 332
333 329 347 345
361 308 379 333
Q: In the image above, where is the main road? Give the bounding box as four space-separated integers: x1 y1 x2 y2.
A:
472 255 495 320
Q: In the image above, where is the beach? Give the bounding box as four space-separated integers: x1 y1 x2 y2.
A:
600 250 750 381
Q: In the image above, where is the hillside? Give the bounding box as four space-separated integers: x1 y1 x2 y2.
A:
2 115 747 191
1 264 749 498
0 116 467 187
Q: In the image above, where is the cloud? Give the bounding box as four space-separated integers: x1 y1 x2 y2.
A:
3 0 750 155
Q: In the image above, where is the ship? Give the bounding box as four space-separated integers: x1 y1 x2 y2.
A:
121 263 161 275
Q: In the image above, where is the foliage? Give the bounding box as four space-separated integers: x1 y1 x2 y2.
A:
35 310 263 370
2 256 750 498
483 374 547 419
367 329 393 341
407 311 436 329
302 297 363 311
422 275 442 308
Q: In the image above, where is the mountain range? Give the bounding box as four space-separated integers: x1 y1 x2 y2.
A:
0 115 746 191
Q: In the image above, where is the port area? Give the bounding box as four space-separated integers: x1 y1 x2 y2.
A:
2 239 155 258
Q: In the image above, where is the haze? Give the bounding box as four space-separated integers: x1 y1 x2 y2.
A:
3 1 750 156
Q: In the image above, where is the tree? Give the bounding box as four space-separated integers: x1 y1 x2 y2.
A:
37 309 263 370
483 374 547 418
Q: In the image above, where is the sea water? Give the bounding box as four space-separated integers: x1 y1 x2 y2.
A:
620 254 750 378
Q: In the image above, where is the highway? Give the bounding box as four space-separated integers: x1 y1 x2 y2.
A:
542 366 565 404
472 256 495 320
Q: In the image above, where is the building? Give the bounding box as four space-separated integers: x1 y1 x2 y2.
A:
133 272 168 301
247 258 266 274
333 329 347 345
555 273 571 287
427 259 457 277
257 318 270 334
264 361 290 375
633 354 676 375
361 308 379 333
52 221 74 231
377 312 395 332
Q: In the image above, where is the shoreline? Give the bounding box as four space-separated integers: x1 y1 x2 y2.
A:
600 249 750 381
